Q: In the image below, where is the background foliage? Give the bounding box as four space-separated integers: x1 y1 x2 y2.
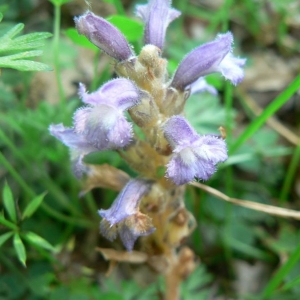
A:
0 0 300 299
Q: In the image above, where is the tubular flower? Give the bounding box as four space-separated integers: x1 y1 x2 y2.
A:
75 11 134 61
50 78 141 176
163 116 228 185
171 32 246 91
136 0 181 50
99 179 155 251
75 78 141 150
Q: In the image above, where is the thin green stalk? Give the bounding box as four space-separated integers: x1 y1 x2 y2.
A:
230 73 300 155
84 192 99 217
223 82 233 267
53 3 65 105
90 49 101 91
221 0 234 32
260 242 300 299
0 151 93 228
113 0 125 15
0 151 34 199
279 142 300 203
0 128 79 215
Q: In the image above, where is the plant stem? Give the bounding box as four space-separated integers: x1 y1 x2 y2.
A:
53 3 65 106
280 142 300 203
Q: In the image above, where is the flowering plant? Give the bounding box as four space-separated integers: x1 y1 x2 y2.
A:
50 0 245 297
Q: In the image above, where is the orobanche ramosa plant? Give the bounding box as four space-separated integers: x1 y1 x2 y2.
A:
50 0 245 297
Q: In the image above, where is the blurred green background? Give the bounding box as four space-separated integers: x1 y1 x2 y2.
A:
0 0 300 299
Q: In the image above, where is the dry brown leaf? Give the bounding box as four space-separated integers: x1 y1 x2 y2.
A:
96 247 148 264
191 182 300 220
80 164 130 196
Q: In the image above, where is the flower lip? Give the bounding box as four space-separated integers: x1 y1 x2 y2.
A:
164 116 228 185
75 11 134 61
98 179 151 225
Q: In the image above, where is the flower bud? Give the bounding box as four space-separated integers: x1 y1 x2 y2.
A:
75 11 134 61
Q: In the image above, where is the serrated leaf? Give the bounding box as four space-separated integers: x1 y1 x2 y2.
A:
13 233 26 267
0 59 52 71
0 49 43 60
24 231 56 252
3 181 17 223
0 32 53 52
64 28 98 51
22 192 47 219
107 15 143 42
0 231 13 247
1 23 24 41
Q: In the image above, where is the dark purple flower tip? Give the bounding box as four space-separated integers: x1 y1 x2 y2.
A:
74 79 141 150
136 0 181 50
163 116 228 185
98 179 151 225
171 32 246 91
75 11 134 61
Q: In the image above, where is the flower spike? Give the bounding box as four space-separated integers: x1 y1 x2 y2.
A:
136 0 181 50
75 11 134 61
164 116 228 185
171 32 245 91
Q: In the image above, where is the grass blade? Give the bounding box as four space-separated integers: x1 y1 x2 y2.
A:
13 233 27 267
2 181 17 223
229 73 300 154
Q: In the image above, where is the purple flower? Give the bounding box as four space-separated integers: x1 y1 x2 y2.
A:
49 124 97 177
74 78 141 150
99 179 155 251
75 11 134 61
163 116 228 185
98 179 150 225
50 78 141 177
171 32 246 91
189 77 218 96
136 0 181 50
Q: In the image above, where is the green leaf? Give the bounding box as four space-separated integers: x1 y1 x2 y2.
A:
107 15 143 42
2 181 17 223
0 21 52 71
0 231 13 248
64 28 98 51
13 233 26 267
230 73 300 154
0 58 52 71
0 32 53 52
23 231 56 252
22 192 47 219
0 212 18 230
1 23 24 41
261 242 300 298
